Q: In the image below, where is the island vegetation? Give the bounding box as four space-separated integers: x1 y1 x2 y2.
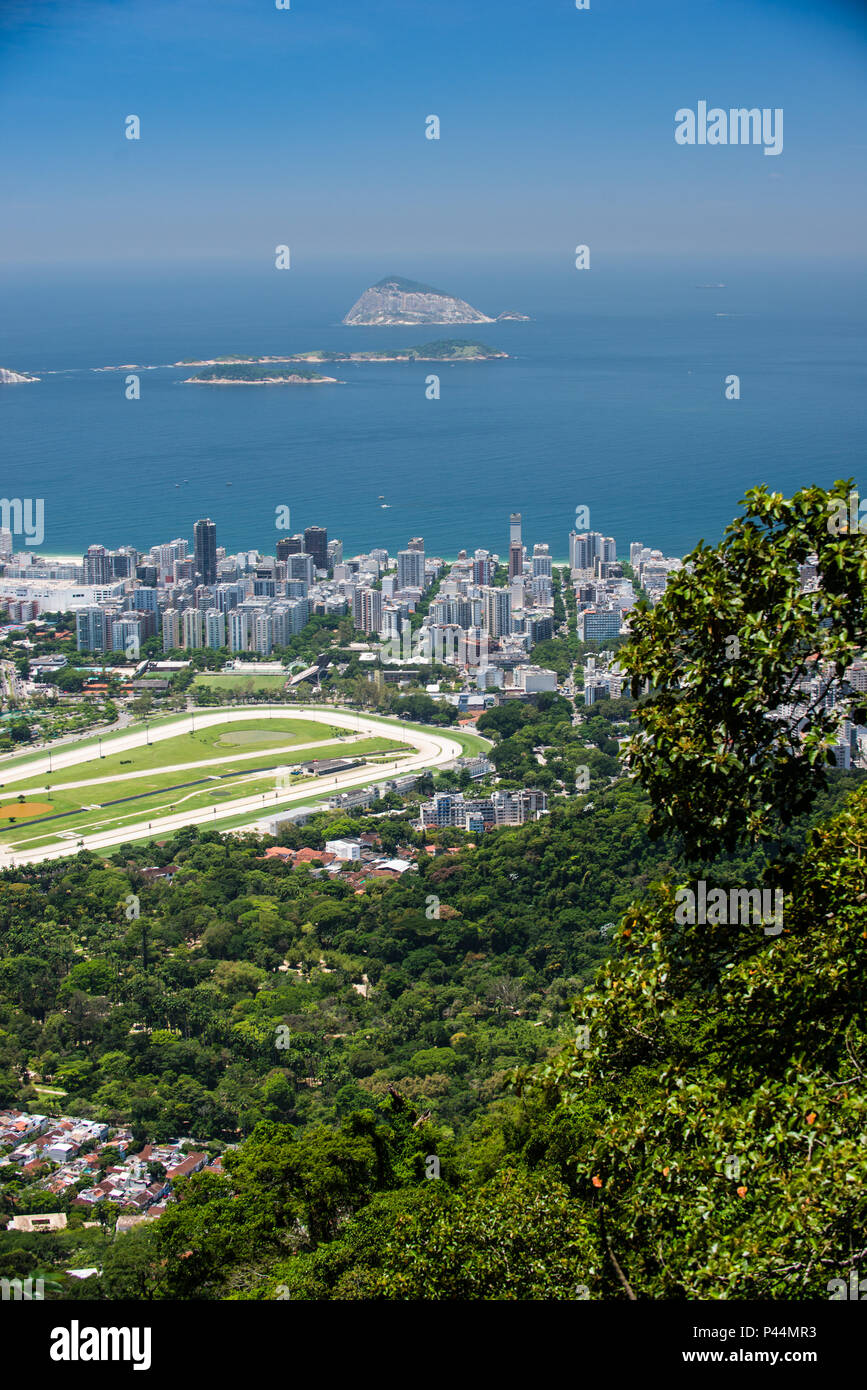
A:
184 366 337 385
176 340 507 368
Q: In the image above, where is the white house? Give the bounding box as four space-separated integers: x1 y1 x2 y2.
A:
324 838 362 862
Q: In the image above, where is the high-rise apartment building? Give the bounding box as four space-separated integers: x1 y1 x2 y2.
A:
397 548 425 591
303 526 328 572
194 518 217 586
570 531 617 571
578 607 622 642
276 535 304 560
111 617 141 655
215 583 242 613
253 612 274 656
482 586 512 638
153 539 188 583
286 552 315 586
130 586 158 614
162 608 180 651
182 607 204 649
353 586 383 634
109 547 138 579
205 609 225 649
228 608 249 653
135 562 158 587
271 599 309 646
532 544 553 577
473 553 494 587
83 545 111 586
75 607 111 653
430 595 475 628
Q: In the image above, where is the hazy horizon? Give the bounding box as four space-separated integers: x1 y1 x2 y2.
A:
3 0 867 266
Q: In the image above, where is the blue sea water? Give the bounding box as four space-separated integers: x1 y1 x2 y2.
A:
1 255 865 562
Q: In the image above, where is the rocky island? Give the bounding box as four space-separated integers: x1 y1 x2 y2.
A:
301 339 508 362
183 365 338 385
342 276 497 326
0 367 39 384
176 339 507 367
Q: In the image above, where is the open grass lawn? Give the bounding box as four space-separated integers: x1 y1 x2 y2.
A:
214 728 322 747
193 672 289 691
0 718 335 791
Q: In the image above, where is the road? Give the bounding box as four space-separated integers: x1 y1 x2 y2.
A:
0 659 26 706
0 707 462 866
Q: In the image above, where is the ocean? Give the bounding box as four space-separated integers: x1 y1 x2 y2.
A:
1 255 865 563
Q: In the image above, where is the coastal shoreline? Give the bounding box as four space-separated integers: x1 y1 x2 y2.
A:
17 551 576 567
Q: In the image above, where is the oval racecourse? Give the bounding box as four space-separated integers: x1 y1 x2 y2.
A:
0 707 479 866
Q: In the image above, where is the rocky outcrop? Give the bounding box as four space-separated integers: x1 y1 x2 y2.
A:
343 276 494 326
0 367 39 383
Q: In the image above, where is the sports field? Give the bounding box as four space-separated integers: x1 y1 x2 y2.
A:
0 719 401 851
192 672 289 693
0 718 334 791
0 707 487 863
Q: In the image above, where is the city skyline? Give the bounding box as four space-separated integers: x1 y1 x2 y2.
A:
0 499 680 685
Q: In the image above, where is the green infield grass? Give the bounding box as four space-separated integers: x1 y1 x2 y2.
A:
192 672 289 692
0 718 339 791
0 736 405 850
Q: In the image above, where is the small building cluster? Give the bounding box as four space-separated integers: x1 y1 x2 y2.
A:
0 1108 220 1231
417 788 548 831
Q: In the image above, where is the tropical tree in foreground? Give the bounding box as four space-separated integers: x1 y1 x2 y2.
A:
622 480 867 854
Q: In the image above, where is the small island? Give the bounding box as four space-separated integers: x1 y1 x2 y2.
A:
0 367 39 384
309 338 508 362
176 355 257 366
176 339 507 368
183 365 339 385
343 275 496 326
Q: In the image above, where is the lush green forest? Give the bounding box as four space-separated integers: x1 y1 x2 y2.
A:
0 761 860 1296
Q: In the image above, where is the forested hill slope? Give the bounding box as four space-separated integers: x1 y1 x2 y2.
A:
0 765 861 1299
73 773 867 1301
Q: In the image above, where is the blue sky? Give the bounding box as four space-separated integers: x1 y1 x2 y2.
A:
2 0 866 263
